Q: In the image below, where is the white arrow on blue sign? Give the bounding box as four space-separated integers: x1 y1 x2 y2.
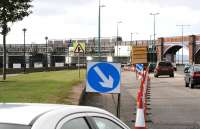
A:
136 64 144 72
86 62 121 93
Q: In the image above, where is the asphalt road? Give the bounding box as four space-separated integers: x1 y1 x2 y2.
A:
149 72 200 129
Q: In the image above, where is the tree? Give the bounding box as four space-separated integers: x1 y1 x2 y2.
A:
0 0 33 80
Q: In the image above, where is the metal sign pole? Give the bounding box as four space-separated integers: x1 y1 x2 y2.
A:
117 93 121 118
78 50 80 81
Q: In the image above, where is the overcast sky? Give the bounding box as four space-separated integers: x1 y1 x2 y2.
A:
1 0 200 44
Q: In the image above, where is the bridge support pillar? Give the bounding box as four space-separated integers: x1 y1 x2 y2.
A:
189 35 196 64
157 37 164 61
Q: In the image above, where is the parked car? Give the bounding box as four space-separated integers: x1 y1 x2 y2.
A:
154 61 174 77
0 103 130 129
184 65 200 88
172 63 177 71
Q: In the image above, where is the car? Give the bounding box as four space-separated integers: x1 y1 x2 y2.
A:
184 65 200 88
172 63 177 71
0 103 130 129
154 61 174 77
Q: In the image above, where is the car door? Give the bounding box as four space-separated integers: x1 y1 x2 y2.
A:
86 113 130 129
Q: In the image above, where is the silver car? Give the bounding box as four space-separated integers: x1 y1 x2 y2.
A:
0 103 130 129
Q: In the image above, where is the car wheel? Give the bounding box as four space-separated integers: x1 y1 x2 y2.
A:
170 73 174 77
189 80 194 89
154 74 158 78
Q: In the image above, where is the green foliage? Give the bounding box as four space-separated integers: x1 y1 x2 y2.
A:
0 0 33 34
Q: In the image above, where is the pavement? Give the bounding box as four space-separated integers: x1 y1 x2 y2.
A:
81 71 140 128
0 74 19 78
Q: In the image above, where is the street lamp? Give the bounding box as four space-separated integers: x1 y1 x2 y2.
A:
45 36 48 71
22 28 27 74
131 32 139 45
176 24 191 64
117 21 122 56
149 34 155 62
98 0 105 58
150 12 159 63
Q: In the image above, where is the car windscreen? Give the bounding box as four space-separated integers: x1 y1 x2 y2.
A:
158 62 172 67
194 66 200 72
0 124 31 129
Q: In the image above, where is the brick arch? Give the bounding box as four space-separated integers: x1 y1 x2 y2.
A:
194 48 200 64
162 45 182 62
163 45 182 56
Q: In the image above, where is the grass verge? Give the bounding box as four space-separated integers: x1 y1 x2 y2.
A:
0 69 86 104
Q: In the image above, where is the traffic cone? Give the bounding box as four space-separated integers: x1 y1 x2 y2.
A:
131 66 135 72
137 90 142 106
134 97 147 129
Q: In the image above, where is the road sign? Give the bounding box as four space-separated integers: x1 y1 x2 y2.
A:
73 42 85 53
131 46 148 64
86 62 121 93
136 64 144 72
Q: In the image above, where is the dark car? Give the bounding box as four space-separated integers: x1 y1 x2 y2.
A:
172 63 177 71
154 61 174 77
184 65 200 88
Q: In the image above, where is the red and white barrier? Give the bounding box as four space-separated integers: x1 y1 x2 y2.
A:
134 66 151 129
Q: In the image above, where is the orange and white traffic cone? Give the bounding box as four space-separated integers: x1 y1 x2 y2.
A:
137 90 142 106
134 97 147 129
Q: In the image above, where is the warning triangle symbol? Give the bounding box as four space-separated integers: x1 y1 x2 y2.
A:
74 43 84 53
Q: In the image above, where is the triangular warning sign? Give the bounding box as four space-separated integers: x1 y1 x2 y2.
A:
74 43 84 53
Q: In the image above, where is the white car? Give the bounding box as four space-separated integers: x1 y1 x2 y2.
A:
0 103 130 129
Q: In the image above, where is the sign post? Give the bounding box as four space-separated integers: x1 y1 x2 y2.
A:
74 42 85 80
136 64 144 79
117 93 121 118
86 62 121 118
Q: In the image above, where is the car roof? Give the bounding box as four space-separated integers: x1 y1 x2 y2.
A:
0 103 112 126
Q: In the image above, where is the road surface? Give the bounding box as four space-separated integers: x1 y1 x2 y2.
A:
149 72 200 129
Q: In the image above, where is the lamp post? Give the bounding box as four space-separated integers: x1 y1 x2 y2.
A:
22 28 27 73
117 21 122 56
150 12 159 63
149 34 155 62
176 24 190 64
98 0 105 58
131 33 133 45
45 36 48 71
131 32 139 46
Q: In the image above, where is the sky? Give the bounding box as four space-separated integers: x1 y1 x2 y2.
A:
1 0 200 44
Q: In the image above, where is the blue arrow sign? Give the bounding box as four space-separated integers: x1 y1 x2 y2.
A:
136 64 144 72
86 62 121 93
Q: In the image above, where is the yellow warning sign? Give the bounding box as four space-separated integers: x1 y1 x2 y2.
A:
73 42 85 53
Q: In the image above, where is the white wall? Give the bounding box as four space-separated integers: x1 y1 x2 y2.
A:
114 46 131 57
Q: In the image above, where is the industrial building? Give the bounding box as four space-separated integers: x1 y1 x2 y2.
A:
0 37 133 69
